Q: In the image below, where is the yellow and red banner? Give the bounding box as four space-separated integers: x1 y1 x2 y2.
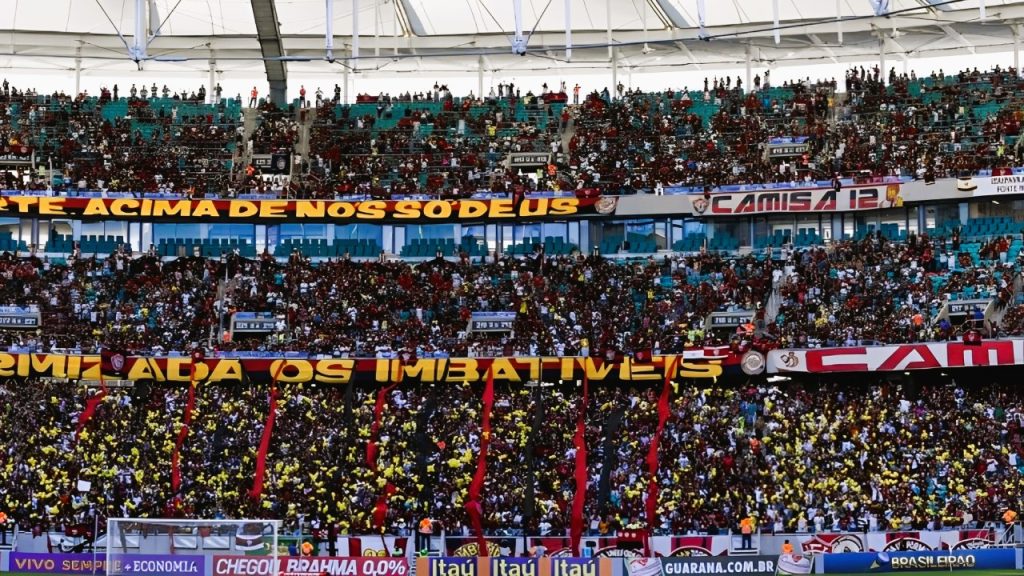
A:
0 353 724 384
0 196 611 224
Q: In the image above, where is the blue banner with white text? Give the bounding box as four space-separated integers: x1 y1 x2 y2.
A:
821 549 1015 573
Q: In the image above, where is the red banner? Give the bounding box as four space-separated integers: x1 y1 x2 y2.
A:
213 556 408 576
0 195 608 224
768 340 1024 373
645 358 678 532
465 368 495 556
569 371 588 555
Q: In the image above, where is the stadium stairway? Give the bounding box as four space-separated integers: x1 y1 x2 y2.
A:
296 107 315 161
989 269 1024 328
0 522 14 550
406 535 444 576
993 524 1024 547
240 108 259 166
560 112 575 156
728 532 762 556
764 281 783 327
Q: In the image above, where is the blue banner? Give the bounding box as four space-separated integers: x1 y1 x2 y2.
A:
822 549 1016 573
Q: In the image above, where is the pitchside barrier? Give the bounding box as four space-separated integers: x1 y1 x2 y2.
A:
8 529 1006 557
7 551 1024 576
1 528 1022 576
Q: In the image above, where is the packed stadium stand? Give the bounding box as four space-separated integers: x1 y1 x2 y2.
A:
3 69 1024 548
6 2 1024 576
2 65 1019 199
3 377 1022 536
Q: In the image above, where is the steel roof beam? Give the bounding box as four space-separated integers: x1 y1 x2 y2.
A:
250 0 287 105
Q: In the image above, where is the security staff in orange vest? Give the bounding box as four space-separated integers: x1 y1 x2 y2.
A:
1003 509 1018 543
781 540 794 555
1003 508 1018 525
740 515 755 549
416 517 433 554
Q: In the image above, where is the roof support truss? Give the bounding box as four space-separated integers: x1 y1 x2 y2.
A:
808 33 839 63
939 24 975 55
250 0 287 105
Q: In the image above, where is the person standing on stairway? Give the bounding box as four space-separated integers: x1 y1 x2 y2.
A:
416 517 433 554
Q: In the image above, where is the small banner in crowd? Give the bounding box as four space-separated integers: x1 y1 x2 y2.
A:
230 312 279 333
467 312 517 333
251 153 291 175
0 305 41 328
764 137 810 159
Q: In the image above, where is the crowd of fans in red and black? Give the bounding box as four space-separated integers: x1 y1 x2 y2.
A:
0 65 1020 199
0 224 1022 357
0 82 241 196
1 67 1024 542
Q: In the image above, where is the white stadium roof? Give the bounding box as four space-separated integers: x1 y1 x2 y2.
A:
1 1 1023 95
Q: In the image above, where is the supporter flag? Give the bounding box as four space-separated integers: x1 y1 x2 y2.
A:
172 348 206 492
100 348 127 377
78 348 126 440
522 386 544 522
645 357 679 531
366 383 398 472
627 558 663 576
75 386 108 442
373 482 397 530
956 176 978 192
778 554 813 575
76 351 115 441
369 361 402 529
633 349 653 363
570 372 589 555
249 361 287 500
597 407 625 512
512 185 526 212
368 360 402 472
235 523 265 551
464 367 494 556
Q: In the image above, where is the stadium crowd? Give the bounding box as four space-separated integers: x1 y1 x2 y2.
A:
0 225 1021 356
768 232 1019 347
2 376 1023 538
0 247 762 356
0 64 1017 199
0 84 241 196
1 65 1024 542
